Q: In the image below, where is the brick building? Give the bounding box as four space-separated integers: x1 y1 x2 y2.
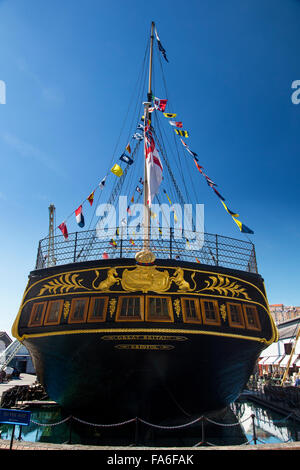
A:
269 304 300 324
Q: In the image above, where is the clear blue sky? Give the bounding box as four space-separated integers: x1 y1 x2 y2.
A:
0 0 300 335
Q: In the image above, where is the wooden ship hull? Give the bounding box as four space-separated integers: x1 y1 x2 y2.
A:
12 254 278 422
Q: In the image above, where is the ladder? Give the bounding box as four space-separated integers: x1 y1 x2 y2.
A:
0 340 23 372
281 322 300 385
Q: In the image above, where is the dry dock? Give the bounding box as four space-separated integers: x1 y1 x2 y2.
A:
1 374 300 451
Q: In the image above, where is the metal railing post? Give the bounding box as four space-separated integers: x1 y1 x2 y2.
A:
216 234 219 266
170 227 173 259
251 414 257 445
73 232 78 263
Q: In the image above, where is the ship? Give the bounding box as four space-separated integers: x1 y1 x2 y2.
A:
12 22 278 428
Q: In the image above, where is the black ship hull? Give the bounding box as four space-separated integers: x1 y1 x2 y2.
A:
12 257 278 423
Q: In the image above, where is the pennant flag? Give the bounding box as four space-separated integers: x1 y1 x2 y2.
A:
155 27 169 62
220 200 239 218
131 195 134 203
180 138 198 160
204 174 217 187
139 177 144 185
211 186 226 201
153 97 168 112
126 143 131 154
120 153 133 165
111 164 123 177
116 227 119 236
195 258 200 263
99 176 106 189
137 124 145 131
145 126 163 205
58 222 68 240
127 206 131 215
175 129 189 138
163 189 172 205
232 217 254 234
194 159 204 173
109 238 117 248
102 252 109 259
133 133 143 141
75 205 85 228
129 238 135 245
87 191 95 206
136 185 142 194
169 121 183 128
163 112 177 118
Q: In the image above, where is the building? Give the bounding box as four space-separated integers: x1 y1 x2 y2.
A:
269 304 300 324
258 317 300 378
0 331 35 374
0 331 12 355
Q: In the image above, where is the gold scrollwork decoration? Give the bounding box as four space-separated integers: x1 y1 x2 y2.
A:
170 269 196 292
63 301 71 320
38 273 89 296
109 298 117 318
173 299 181 318
120 265 196 293
198 275 250 300
220 304 227 322
92 268 121 291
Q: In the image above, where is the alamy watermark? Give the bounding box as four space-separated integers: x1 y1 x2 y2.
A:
291 80 300 104
95 196 205 250
0 80 6 104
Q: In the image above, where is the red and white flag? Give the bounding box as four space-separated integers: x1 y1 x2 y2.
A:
58 222 68 240
144 126 163 206
169 121 183 128
153 97 167 112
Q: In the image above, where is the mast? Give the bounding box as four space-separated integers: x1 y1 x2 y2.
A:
47 204 56 267
141 21 155 257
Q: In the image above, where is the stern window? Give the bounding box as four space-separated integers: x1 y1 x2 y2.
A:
69 298 89 323
28 302 46 327
44 300 63 325
116 296 143 321
227 303 245 329
146 296 173 322
87 297 108 322
181 298 201 323
243 305 261 331
201 299 221 325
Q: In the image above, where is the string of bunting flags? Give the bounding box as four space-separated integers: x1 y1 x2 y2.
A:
58 28 253 257
147 93 254 235
57 132 143 240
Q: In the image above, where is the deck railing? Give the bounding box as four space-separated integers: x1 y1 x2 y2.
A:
35 227 257 273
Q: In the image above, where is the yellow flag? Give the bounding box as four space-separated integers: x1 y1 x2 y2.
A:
221 200 239 218
111 164 123 177
175 129 189 138
232 217 242 231
163 112 177 118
